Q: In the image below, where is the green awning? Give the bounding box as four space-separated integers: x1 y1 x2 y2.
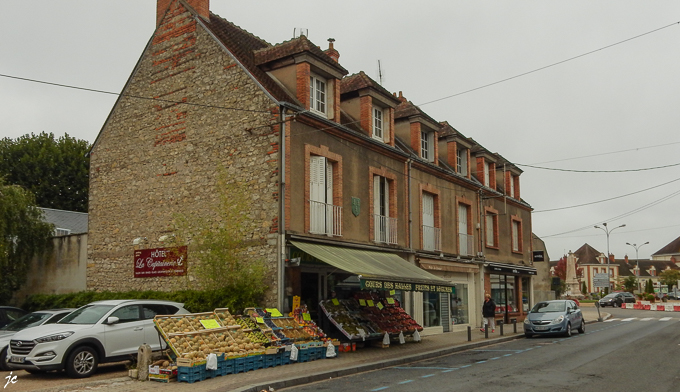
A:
291 241 453 293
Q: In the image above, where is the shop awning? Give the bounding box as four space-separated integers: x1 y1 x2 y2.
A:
291 241 454 293
486 262 537 275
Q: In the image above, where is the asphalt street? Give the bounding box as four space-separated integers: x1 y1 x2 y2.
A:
285 308 680 392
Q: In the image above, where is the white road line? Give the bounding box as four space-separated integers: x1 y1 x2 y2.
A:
640 318 653 321
621 318 636 321
604 318 618 322
659 317 673 321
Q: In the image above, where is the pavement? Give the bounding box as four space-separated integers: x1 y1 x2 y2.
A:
28 306 608 392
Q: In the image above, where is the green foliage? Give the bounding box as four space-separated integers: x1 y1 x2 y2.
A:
0 132 90 212
21 286 261 314
173 178 268 305
0 179 54 304
645 279 654 294
659 269 680 290
645 294 655 301
581 280 587 294
622 276 637 293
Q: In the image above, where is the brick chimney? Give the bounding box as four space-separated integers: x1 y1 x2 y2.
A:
324 38 339 62
157 0 210 26
609 253 615 263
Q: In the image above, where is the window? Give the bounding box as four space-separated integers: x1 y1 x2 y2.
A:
450 284 469 325
456 147 468 175
373 175 396 244
509 175 515 197
372 106 384 141
491 274 518 315
423 292 441 327
109 305 141 324
458 204 473 256
421 131 434 162
521 276 530 312
309 156 341 236
55 228 71 236
422 192 439 251
310 74 326 115
142 304 178 319
484 161 491 187
485 210 498 248
512 219 522 252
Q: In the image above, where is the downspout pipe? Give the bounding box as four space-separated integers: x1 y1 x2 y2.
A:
278 105 286 310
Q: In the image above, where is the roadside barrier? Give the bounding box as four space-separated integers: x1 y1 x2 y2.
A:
622 302 680 312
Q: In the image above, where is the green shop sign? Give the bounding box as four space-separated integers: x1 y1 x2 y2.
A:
361 279 453 293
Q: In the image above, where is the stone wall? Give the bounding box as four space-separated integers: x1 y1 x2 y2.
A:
88 3 280 305
11 234 87 306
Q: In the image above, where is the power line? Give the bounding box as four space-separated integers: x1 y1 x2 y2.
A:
517 161 680 173
0 73 271 114
529 141 680 165
416 21 680 107
533 177 680 213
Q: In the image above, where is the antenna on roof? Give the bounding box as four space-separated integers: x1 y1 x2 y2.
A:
377 60 385 85
294 28 308 38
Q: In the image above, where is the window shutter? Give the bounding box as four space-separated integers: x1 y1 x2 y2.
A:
485 214 494 246
309 156 325 203
383 178 389 218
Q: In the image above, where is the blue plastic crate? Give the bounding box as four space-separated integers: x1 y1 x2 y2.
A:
264 354 277 368
222 359 235 375
297 349 311 363
252 355 264 370
178 366 204 383
205 368 219 379
280 350 291 365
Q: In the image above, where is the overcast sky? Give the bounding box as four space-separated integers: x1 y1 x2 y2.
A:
2 1 679 260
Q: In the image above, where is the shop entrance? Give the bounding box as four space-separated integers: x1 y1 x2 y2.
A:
301 272 320 320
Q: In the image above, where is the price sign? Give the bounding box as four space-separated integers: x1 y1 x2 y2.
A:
303 313 311 321
256 317 264 324
389 290 396 295
367 300 374 307
359 299 366 306
386 298 395 304
200 319 221 329
376 302 384 310
292 296 300 310
266 308 283 317
332 298 340 306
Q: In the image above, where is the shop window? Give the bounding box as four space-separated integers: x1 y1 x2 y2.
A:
521 276 530 312
450 284 469 325
490 274 518 316
422 292 441 327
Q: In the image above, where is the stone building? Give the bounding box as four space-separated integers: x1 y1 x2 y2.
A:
88 0 537 333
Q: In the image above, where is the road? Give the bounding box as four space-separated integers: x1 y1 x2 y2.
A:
284 308 680 392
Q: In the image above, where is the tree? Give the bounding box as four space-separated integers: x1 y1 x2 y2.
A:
659 269 680 291
0 132 90 212
581 280 588 295
645 278 654 294
0 179 54 303
554 257 567 281
621 276 637 293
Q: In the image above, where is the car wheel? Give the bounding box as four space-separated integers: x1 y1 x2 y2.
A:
524 333 532 339
565 322 572 337
65 346 98 378
578 319 586 334
0 347 9 371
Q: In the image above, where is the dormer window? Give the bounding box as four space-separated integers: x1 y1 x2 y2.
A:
310 74 327 115
484 161 492 187
509 175 515 197
372 106 384 142
456 147 468 175
421 131 434 162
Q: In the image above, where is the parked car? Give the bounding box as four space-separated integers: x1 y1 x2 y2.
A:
598 292 636 307
6 300 189 378
523 300 585 338
0 307 28 329
0 309 74 371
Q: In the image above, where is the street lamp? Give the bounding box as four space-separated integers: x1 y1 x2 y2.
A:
626 242 649 293
594 222 626 291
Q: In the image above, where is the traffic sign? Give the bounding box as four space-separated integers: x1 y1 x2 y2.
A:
593 273 609 288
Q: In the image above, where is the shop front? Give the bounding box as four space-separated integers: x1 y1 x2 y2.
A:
286 241 454 341
484 262 537 324
418 258 479 332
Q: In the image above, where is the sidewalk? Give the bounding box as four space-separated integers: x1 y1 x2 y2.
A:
36 308 608 392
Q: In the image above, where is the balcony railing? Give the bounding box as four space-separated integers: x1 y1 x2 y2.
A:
309 200 342 237
458 233 474 256
422 225 441 251
373 214 398 245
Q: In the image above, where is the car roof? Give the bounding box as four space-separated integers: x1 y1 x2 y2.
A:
0 306 24 310
31 308 75 314
87 299 184 306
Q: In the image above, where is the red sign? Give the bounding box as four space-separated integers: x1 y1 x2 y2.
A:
134 246 187 278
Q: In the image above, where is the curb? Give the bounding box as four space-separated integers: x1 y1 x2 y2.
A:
32 376 133 392
231 335 523 392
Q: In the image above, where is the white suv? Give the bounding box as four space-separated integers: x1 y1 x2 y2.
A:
6 299 188 378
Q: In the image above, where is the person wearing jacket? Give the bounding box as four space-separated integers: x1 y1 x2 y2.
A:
481 293 496 333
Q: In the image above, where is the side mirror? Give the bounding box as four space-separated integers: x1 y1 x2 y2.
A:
106 316 120 325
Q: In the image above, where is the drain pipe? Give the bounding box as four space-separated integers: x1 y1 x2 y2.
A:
278 106 287 310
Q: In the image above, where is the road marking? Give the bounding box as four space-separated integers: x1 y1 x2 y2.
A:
621 318 636 321
421 374 435 378
659 317 673 321
604 318 618 322
489 357 501 360
640 318 653 321
398 380 413 384
476 361 487 364
370 387 389 391
394 366 457 370
441 369 458 373
460 365 471 368
504 354 513 357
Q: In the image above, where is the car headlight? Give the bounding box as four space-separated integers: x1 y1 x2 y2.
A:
550 315 565 325
524 319 530 325
35 332 74 343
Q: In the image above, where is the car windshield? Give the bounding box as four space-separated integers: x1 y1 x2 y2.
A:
58 305 115 325
0 312 51 331
603 294 617 299
531 302 566 313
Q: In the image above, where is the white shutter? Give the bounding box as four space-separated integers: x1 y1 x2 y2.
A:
325 160 333 235
512 221 519 251
309 156 326 234
422 193 434 250
485 214 494 246
458 204 468 255
383 178 389 218
373 175 381 241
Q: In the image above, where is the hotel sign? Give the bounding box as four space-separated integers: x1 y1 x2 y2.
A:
134 246 187 278
361 279 453 293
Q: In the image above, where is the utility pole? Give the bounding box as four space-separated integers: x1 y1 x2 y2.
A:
594 223 626 291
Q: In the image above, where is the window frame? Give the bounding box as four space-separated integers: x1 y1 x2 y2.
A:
310 73 327 116
511 217 523 253
456 147 468 176
372 106 385 142
421 131 434 162
484 207 499 249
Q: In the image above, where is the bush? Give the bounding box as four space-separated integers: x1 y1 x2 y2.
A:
21 286 265 314
645 294 655 301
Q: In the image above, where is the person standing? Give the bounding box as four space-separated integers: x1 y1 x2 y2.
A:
481 293 496 333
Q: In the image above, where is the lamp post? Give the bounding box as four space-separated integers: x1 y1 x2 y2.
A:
594 223 626 291
626 241 649 293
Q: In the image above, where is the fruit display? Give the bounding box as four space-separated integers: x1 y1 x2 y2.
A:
245 330 269 344
214 308 239 326
270 317 300 329
235 316 258 330
155 312 224 337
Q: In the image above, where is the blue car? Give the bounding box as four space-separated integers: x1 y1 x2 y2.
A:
523 300 585 338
